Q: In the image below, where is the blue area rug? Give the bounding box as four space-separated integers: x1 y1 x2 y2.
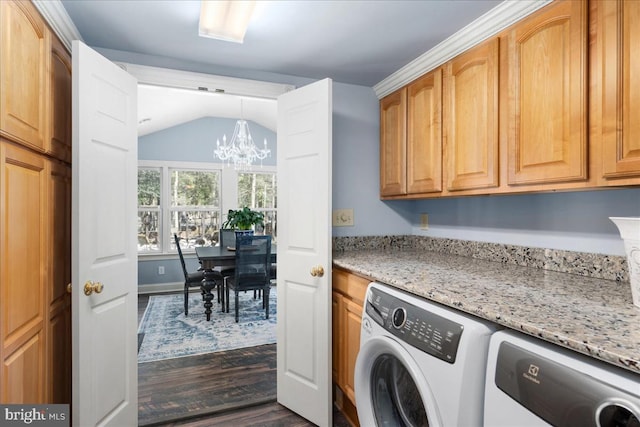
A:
137 288 276 363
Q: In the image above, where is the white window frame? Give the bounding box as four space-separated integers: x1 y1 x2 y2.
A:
237 171 278 237
138 160 277 258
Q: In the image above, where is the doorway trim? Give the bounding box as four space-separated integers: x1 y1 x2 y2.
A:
118 63 294 99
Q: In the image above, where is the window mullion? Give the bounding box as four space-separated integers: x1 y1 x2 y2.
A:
162 165 171 253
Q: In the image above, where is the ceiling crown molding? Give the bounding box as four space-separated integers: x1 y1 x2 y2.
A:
373 0 552 99
33 0 83 52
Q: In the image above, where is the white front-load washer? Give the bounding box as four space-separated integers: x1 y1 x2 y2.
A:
484 330 640 427
355 282 500 427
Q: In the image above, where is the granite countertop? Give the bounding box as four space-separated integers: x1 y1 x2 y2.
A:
333 248 640 374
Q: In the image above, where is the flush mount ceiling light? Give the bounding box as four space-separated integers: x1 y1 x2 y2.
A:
199 0 257 43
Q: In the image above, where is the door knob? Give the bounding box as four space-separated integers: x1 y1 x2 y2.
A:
310 265 324 277
84 281 104 296
67 283 72 294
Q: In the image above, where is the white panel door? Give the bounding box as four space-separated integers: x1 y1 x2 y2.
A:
71 40 138 426
276 78 332 426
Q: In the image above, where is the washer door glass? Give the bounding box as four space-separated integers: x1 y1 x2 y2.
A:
371 353 429 427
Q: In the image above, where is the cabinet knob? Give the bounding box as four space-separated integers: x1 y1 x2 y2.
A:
84 281 104 296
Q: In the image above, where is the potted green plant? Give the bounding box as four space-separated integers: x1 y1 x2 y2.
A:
222 207 265 235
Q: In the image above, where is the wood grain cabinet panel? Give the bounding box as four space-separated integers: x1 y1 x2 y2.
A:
341 297 363 404
0 0 50 152
599 0 640 179
1 2 72 404
332 268 368 426
332 292 341 383
445 38 499 191
49 36 72 164
380 89 407 196
1 142 48 403
506 0 587 185
407 70 443 193
48 161 71 403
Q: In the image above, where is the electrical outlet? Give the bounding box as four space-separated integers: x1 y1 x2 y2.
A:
158 266 165 275
420 213 429 230
333 209 354 227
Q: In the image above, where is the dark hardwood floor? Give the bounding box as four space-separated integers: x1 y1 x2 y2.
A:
138 293 351 427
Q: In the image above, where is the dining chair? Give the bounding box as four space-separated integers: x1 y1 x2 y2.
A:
174 233 206 315
215 228 236 296
225 235 272 322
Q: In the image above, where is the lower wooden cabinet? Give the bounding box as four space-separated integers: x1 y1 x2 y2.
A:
1 141 48 403
48 160 71 403
333 267 370 426
0 140 71 404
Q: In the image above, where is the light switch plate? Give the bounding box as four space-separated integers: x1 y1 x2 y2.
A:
333 209 354 226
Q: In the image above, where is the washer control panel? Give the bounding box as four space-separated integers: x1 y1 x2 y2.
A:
365 287 464 363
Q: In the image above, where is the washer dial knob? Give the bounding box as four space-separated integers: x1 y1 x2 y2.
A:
392 307 407 329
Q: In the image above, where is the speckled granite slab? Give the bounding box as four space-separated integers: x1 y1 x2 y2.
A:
333 248 640 375
334 235 629 282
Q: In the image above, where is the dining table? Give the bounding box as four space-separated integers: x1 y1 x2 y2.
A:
195 244 277 320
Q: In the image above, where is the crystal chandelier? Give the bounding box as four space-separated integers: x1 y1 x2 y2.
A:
214 99 270 170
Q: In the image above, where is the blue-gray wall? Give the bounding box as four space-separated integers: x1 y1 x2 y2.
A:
408 189 640 256
139 117 277 166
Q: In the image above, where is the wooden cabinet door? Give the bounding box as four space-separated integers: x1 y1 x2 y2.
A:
48 161 71 403
599 0 640 179
1 141 49 403
341 297 363 405
407 69 442 194
507 0 587 185
49 36 72 164
332 291 342 383
332 268 368 406
380 88 407 196
0 0 50 152
445 38 499 191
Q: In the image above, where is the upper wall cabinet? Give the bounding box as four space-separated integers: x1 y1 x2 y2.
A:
380 89 407 196
0 0 50 152
597 0 640 180
407 70 442 194
380 69 442 197
379 0 639 200
49 36 72 164
505 0 587 185
444 38 499 191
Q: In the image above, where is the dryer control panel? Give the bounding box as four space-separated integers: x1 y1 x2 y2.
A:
365 287 464 363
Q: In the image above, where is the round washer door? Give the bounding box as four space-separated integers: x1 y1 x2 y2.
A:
355 335 443 427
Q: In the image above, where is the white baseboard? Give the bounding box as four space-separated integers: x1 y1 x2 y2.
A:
138 282 183 294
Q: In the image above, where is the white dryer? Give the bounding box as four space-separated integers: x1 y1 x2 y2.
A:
484 330 640 427
354 282 499 427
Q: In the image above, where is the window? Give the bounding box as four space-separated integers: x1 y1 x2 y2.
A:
169 169 221 249
138 162 277 254
138 168 161 251
137 164 222 253
238 172 277 241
